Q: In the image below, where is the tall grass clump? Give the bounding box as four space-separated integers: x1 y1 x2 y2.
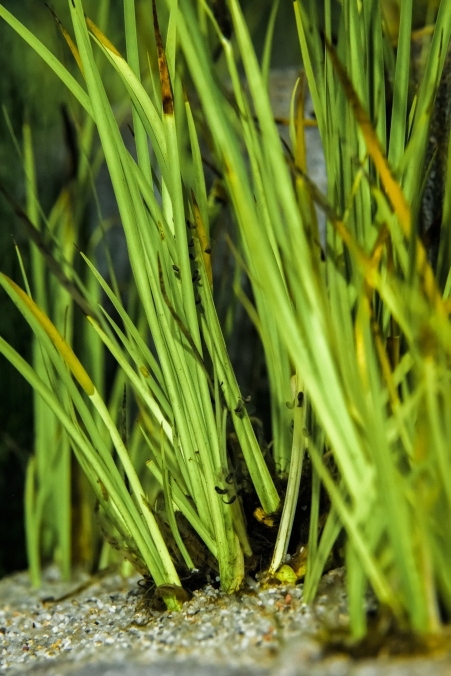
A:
1 0 451 636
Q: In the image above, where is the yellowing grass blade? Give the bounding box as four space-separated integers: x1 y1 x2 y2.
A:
46 4 85 76
0 274 95 396
152 0 174 116
325 39 446 316
324 39 411 237
191 190 213 288
85 16 122 58
84 15 168 173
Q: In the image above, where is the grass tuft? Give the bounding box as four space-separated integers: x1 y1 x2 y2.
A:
1 0 451 638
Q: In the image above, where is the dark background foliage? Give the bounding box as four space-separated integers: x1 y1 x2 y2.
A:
0 0 113 577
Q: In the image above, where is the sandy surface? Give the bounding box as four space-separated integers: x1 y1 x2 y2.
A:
2 566 451 676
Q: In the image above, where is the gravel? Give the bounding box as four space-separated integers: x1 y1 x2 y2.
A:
0 565 337 674
1 566 451 676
